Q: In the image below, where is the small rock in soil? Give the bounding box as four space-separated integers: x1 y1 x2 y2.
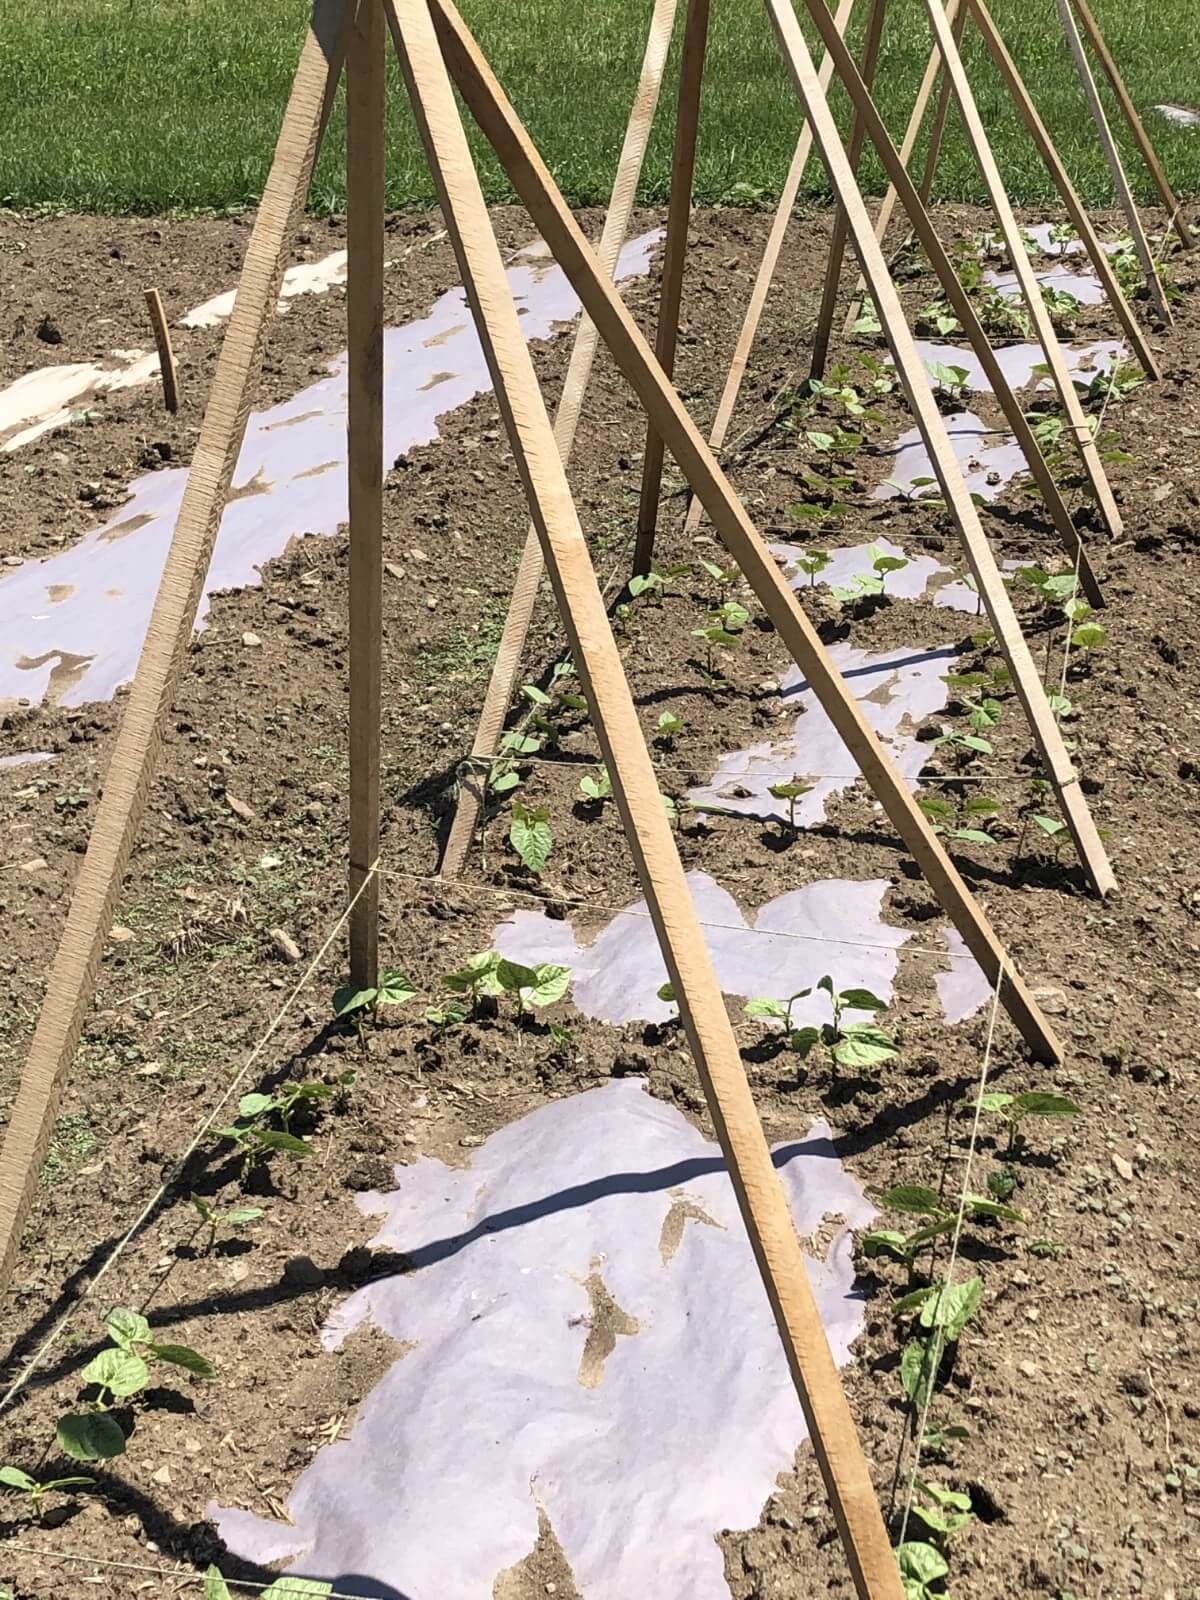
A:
226 793 256 821
270 927 302 963
241 631 262 648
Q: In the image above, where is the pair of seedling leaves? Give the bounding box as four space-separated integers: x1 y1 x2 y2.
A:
56 1307 214 1463
351 950 571 1032
742 975 897 1070
215 1074 354 1167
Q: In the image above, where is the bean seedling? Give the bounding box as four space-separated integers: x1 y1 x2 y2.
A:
189 1193 264 1254
767 776 814 835
0 1468 93 1517
57 1308 215 1462
510 801 553 873
744 975 897 1070
578 763 612 805
916 793 1002 847
791 548 832 586
655 710 683 746
494 958 571 1018
979 1090 1081 1156
628 560 688 602
863 1183 1022 1266
213 1093 316 1171
925 360 970 402
333 970 417 1028
830 544 909 603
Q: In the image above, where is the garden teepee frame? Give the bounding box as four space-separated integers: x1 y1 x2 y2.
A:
1 0 1182 1592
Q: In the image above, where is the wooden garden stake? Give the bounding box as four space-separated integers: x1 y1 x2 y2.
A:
1068 0 1195 252
914 0 1125 539
965 0 1160 380
387 6 904 1593
347 0 387 988
795 0 1106 609
769 0 1114 892
809 0 886 380
1055 0 1172 326
916 0 967 201
681 0 856 542
439 0 680 878
633 0 710 577
143 287 179 413
0 0 352 1298
423 0 1069 1056
841 0 961 335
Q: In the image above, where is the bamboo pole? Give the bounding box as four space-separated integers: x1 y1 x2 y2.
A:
681 0 856 542
633 0 710 577
423 0 1069 1056
793 0 1105 607
387 4 905 1593
439 0 680 879
347 0 387 988
1068 0 1195 251
1055 0 1172 326
966 0 1160 380
842 0 961 335
0 0 352 1298
810 0 887 380
914 0 1124 538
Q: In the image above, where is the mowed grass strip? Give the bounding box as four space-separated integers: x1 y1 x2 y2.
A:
1 0 1198 214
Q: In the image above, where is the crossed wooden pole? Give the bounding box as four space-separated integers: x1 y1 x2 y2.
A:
0 0 1186 1592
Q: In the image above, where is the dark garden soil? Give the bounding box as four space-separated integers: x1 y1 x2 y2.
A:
1 198 1199 1600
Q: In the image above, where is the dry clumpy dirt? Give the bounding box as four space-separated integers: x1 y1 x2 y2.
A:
0 198 1199 1600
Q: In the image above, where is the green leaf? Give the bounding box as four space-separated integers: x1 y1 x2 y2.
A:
744 996 788 1020
520 683 551 706
256 1130 315 1157
333 984 375 1019
104 1307 150 1351
1071 621 1107 650
490 769 521 795
444 951 503 996
873 555 909 576
56 1413 126 1462
261 1580 334 1599
962 1194 1024 1223
837 987 887 1014
656 982 676 1004
222 1207 264 1226
1032 813 1067 839
148 1343 216 1379
900 1336 936 1408
905 1216 957 1249
788 1025 822 1058
917 795 954 821
921 1275 983 1339
205 1569 234 1600
963 794 1001 816
861 1229 910 1260
880 1184 947 1216
978 1091 1014 1112
523 963 571 1010
495 958 537 996
832 1023 897 1069
1012 1091 1081 1118
0 1468 37 1492
951 827 996 845
376 970 417 1007
510 803 553 873
237 1092 274 1120
82 1348 148 1398
897 1541 949 1585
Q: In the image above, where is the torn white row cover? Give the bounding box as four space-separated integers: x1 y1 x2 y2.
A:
689 640 957 826
494 870 910 1027
0 233 661 708
909 335 1123 395
210 1079 874 1600
771 535 980 612
874 410 1027 502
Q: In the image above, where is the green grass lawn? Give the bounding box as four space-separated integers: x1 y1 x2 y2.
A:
1 0 1197 215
